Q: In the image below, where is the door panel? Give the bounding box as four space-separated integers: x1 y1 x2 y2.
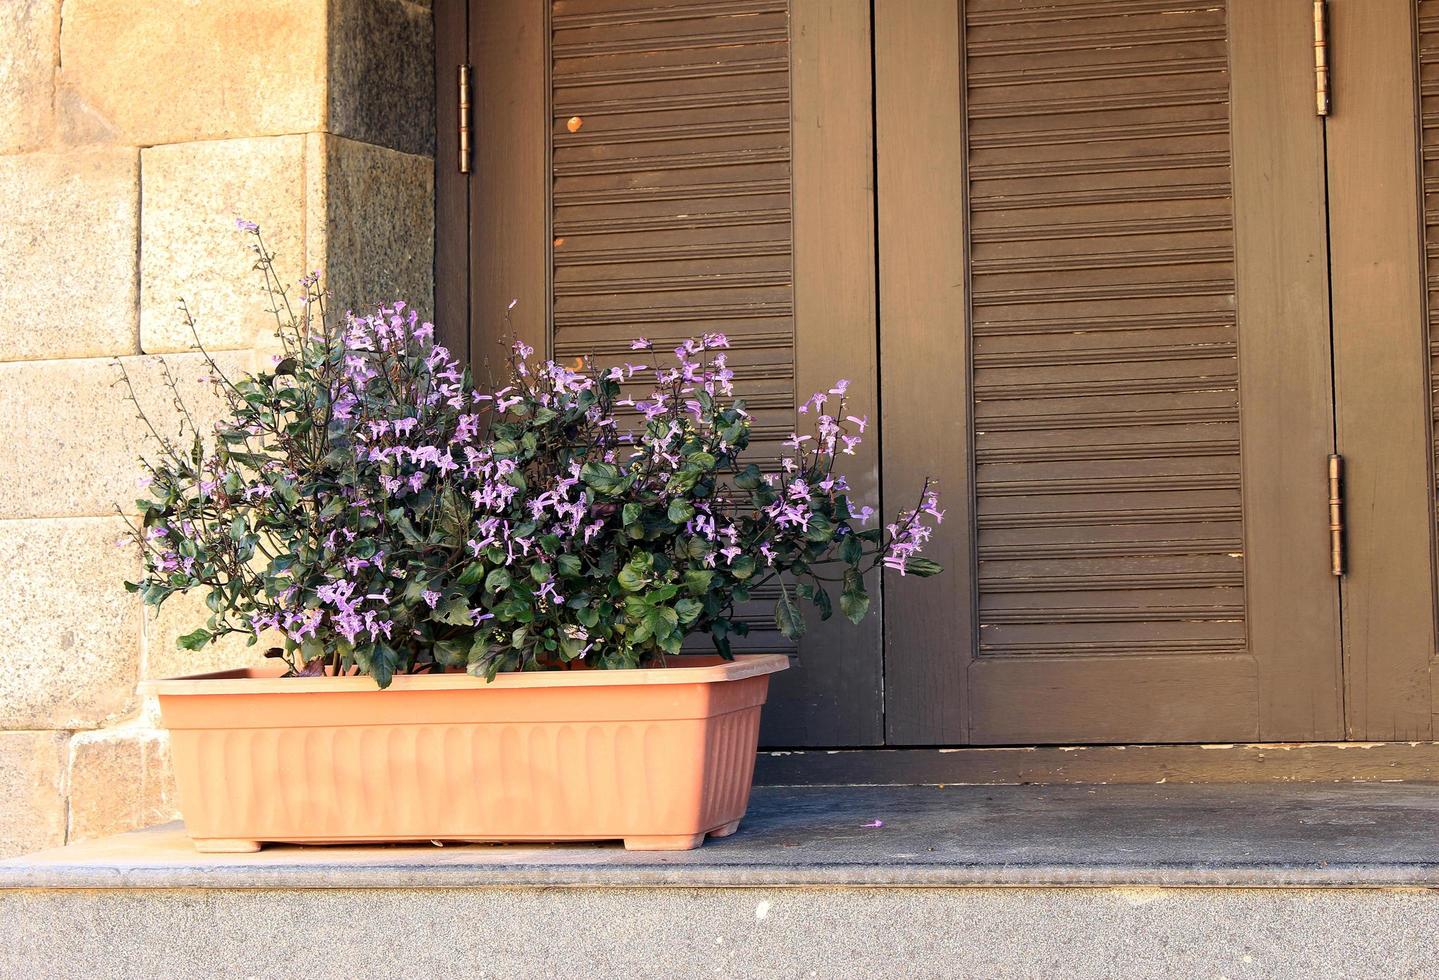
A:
879 0 1343 744
1325 0 1437 739
465 0 882 745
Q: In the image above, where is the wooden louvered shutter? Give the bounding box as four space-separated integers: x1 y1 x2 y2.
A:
469 0 883 745
878 0 1344 744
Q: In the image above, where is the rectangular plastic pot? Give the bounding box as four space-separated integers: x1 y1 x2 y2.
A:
139 654 788 852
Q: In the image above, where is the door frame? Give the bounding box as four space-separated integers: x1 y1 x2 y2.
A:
433 0 1439 757
1326 0 1439 740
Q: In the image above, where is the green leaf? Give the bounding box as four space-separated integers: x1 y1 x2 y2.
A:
644 605 679 637
729 555 756 580
617 554 652 592
433 638 469 667
840 568 870 625
455 562 486 587
683 569 714 595
667 499 695 524
774 586 806 641
177 627 211 651
814 584 832 621
622 502 642 527
466 634 492 677
395 516 425 545
367 643 400 689
436 597 473 626
581 461 629 495
484 568 511 594
556 554 583 577
840 533 863 565
644 583 679 605
804 514 835 543
675 597 703 624
734 464 765 490
902 557 944 577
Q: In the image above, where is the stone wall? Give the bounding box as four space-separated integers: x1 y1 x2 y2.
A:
0 0 435 857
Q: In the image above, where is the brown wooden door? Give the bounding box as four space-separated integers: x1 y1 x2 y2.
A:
876 0 1345 744
437 0 1439 749
437 0 885 745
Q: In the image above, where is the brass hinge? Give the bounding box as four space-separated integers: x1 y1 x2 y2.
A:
1328 454 1345 576
1314 0 1331 116
457 64 473 174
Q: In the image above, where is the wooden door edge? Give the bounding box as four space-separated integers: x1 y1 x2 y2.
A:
754 742 1439 785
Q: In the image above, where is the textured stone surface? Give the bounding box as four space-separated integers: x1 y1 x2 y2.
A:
309 134 435 319
0 351 253 519
329 0 435 156
141 137 308 354
0 148 139 362
67 728 177 844
0 732 68 859
143 591 273 682
3 886 1439 980
0 0 58 152
57 0 327 146
0 519 140 730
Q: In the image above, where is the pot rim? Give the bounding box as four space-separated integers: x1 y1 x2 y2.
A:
138 652 789 696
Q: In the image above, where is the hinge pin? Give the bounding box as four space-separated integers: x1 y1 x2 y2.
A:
458 64 473 175
1328 454 1344 576
1314 0 1331 116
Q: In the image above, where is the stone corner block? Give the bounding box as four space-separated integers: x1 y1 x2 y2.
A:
310 134 435 321
0 731 69 858
58 0 327 147
141 137 308 354
329 0 436 157
67 727 177 843
0 518 141 729
0 148 140 363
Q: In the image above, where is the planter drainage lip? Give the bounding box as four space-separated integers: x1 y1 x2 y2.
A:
7 784 1439 891
138 652 790 695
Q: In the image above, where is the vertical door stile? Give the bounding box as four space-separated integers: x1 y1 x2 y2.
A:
1228 0 1344 739
875 0 974 744
435 0 471 361
783 0 884 744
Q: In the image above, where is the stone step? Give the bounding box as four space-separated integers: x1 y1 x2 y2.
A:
3 785 1438 978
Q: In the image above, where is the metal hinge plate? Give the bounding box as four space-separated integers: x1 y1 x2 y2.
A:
1314 0 1331 116
1328 454 1345 576
458 64 472 174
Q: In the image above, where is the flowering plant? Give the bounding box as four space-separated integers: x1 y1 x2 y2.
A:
122 225 941 687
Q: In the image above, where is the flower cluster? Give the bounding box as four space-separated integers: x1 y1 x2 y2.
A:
122 223 941 687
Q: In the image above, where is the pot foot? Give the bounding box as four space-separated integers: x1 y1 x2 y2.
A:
623 833 705 851
193 838 262 853
708 820 742 839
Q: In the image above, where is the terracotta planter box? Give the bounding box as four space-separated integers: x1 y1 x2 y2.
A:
140 654 788 853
